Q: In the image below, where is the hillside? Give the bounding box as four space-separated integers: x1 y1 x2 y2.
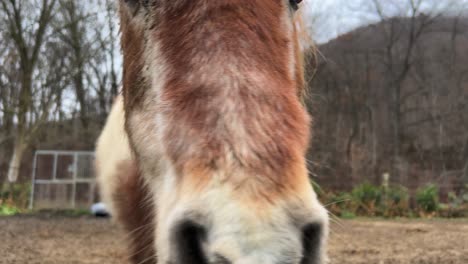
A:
307 15 468 193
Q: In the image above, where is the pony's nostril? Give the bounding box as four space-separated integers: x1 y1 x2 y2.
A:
213 254 231 264
171 220 209 264
300 223 323 264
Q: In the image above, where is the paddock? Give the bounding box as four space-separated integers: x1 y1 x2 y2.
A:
0 216 466 264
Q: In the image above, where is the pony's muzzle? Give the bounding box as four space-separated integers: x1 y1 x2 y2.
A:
169 219 325 264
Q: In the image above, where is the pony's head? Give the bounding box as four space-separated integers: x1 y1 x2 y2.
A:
118 0 328 263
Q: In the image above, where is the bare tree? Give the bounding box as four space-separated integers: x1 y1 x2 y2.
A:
56 1 92 129
0 0 60 183
0 42 16 146
0 0 122 188
367 0 466 177
57 0 120 126
308 0 468 190
90 0 120 121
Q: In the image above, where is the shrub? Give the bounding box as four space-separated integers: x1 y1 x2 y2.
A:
0 183 31 209
439 185 468 218
340 210 356 219
316 182 465 219
415 184 439 215
329 192 354 216
351 183 382 216
381 185 410 217
0 199 20 216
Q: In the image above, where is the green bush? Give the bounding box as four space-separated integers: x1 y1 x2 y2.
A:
415 184 439 215
0 203 20 216
340 210 356 219
0 183 31 209
351 183 382 216
439 185 468 218
331 192 354 216
317 190 353 217
320 183 411 218
462 184 468 204
316 182 467 219
381 185 410 217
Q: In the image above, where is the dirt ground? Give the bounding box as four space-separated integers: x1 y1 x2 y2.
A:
0 216 467 264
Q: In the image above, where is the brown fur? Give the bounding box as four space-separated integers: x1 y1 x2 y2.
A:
113 160 155 264
119 7 146 113
145 1 309 195
110 1 327 263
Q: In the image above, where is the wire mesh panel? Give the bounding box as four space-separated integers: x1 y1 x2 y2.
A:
29 151 96 210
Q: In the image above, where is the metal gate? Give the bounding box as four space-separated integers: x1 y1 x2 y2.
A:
29 150 96 210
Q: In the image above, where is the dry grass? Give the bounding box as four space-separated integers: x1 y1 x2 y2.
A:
0 216 467 264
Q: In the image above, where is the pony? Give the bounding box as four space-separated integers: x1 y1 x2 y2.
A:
95 1 328 263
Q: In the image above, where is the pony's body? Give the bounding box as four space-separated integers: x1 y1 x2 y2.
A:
96 96 156 263
96 1 328 263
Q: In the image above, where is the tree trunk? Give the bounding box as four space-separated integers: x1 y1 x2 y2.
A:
463 137 468 183
7 139 26 183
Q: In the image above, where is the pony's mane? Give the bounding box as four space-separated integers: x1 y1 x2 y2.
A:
293 8 317 101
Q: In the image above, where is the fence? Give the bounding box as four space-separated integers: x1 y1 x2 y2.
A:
29 150 96 210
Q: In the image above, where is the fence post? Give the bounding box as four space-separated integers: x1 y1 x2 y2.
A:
72 153 78 209
382 172 390 189
29 152 38 210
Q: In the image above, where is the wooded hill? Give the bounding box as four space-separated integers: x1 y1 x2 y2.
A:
307 15 468 195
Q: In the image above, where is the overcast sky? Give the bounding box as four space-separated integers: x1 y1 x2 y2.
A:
303 0 468 43
303 0 373 43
